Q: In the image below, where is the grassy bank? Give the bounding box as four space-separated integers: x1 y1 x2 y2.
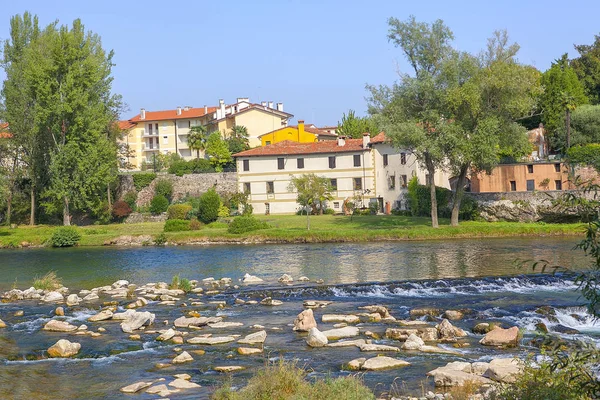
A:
0 214 586 248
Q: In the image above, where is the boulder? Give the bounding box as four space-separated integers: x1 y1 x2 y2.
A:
325 339 366 348
535 322 549 334
187 336 235 345
237 347 263 355
238 330 267 345
146 384 175 396
112 280 129 288
322 314 360 324
485 358 523 383
293 309 317 332
120 311 155 333
88 309 114 322
82 293 100 302
361 356 410 371
303 300 332 309
214 366 245 373
437 319 468 339
306 327 328 347
479 326 520 347
55 307 65 316
443 310 464 320
427 368 492 387
386 327 438 341
260 297 283 306
242 273 263 284
321 326 360 340
359 344 400 352
43 320 78 332
0 319 6 329
66 294 80 306
174 316 222 328
47 339 81 358
172 351 193 364
298 276 310 282
347 357 366 370
120 381 153 393
168 379 201 389
278 274 293 283
42 291 64 303
552 325 580 335
409 308 441 318
359 305 392 319
402 333 425 350
157 329 176 341
209 322 244 329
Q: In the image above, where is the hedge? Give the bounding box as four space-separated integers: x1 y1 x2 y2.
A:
132 173 157 190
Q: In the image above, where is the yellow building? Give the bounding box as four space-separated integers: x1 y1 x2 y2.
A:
259 120 337 146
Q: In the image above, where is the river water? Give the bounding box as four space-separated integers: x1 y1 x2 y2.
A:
0 237 598 399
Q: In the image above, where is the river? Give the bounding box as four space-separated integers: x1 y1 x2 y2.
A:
0 237 598 399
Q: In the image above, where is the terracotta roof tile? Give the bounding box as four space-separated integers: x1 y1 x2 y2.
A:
129 107 218 122
370 131 387 144
118 120 136 130
233 139 368 157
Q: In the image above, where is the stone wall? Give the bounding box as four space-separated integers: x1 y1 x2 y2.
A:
118 172 238 207
124 212 167 224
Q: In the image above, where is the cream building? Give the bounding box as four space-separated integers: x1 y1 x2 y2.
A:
233 132 451 214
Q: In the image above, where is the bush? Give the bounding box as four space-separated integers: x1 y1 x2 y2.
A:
324 208 335 215
150 195 169 215
51 226 81 247
189 217 202 230
207 221 229 229
218 204 230 218
123 190 138 211
167 204 193 220
197 188 221 223
164 219 191 232
154 179 173 200
132 172 156 190
168 158 216 176
227 216 270 234
112 200 133 220
170 274 193 292
212 361 374 400
32 271 62 291
154 233 167 246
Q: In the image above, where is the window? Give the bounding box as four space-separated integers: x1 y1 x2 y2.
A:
353 177 362 191
266 181 274 194
401 153 406 165
162 136 168 145
527 164 534 173
242 160 250 172
555 180 562 190
266 141 271 145
330 179 337 190
265 203 270 215
383 154 388 166
554 163 561 172
277 157 285 170
333 201 340 209
156 123 159 132
510 181 517 191
526 179 535 191
353 154 361 167
148 124 153 135
188 121 191 128
401 175 408 188
243 182 251 194
297 158 304 169
389 175 396 190
328 156 336 169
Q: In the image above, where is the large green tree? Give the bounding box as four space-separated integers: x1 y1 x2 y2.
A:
287 173 333 230
569 104 600 145
205 131 232 172
227 125 250 154
188 125 208 158
337 110 380 138
540 55 588 151
368 15 455 228
571 34 600 104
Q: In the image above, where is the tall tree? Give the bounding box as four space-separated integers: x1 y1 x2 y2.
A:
188 125 207 158
26 19 121 225
569 104 600 144
368 15 454 228
205 131 232 172
337 110 380 138
287 174 333 230
227 125 250 153
571 34 600 104
540 55 588 151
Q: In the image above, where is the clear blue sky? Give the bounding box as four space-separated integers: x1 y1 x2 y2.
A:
2 0 599 125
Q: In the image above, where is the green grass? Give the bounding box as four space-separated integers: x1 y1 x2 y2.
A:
0 215 586 249
32 271 62 291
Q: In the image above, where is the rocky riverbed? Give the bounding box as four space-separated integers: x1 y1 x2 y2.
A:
0 273 598 399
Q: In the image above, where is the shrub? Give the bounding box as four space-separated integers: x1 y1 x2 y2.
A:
132 172 156 190
164 219 191 232
167 204 193 220
207 221 229 229
154 179 173 200
197 188 221 224
227 216 270 234
324 208 335 215
32 271 62 291
112 200 133 220
154 233 167 246
189 217 202 230
170 274 193 292
123 190 138 211
51 226 81 247
218 204 230 218
150 195 169 215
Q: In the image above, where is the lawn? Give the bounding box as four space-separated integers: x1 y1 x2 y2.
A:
0 214 586 249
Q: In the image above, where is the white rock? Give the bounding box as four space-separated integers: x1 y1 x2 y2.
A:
112 280 129 288
172 351 193 364
322 314 360 324
484 358 523 383
187 336 235 345
168 379 201 389
359 344 401 352
47 339 81 357
88 309 113 322
208 322 244 329
82 293 99 302
402 333 425 350
157 328 176 341
66 294 80 306
238 330 267 345
120 311 155 333
321 326 360 340
361 356 410 370
306 327 328 347
325 339 366 348
242 273 263 284
278 274 293 283
42 291 64 303
293 309 317 332
174 316 221 328
120 381 153 393
43 320 78 332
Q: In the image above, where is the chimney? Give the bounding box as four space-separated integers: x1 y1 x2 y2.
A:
218 99 225 119
362 132 371 148
176 106 182 115
140 108 146 120
237 97 249 103
184 105 190 111
261 101 267 107
268 101 274 109
337 136 346 147
204 105 208 113
276 103 283 112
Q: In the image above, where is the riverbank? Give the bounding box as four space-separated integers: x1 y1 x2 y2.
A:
0 215 586 248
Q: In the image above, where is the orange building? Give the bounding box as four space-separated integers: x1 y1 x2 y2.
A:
470 162 570 193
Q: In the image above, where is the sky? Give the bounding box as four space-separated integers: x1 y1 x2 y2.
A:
1 0 600 126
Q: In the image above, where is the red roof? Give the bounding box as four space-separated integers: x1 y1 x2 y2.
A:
370 131 387 144
118 120 136 130
129 107 218 122
233 139 369 158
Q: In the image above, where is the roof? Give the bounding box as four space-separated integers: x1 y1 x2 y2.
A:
118 120 136 130
0 123 11 138
129 106 218 122
319 126 338 130
257 124 337 138
233 139 369 158
370 131 387 144
213 103 292 123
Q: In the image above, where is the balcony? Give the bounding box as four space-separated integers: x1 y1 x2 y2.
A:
142 143 160 151
141 129 159 137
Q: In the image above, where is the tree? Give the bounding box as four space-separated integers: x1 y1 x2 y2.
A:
571 34 600 104
227 125 250 154
368 15 455 228
567 144 600 172
540 55 588 151
337 110 380 138
287 173 333 230
569 104 600 145
205 131 232 172
188 125 208 158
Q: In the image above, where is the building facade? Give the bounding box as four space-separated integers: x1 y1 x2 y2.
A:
258 120 337 146
470 162 570 193
234 132 451 214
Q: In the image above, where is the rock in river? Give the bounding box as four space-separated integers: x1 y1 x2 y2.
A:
293 309 317 332
238 330 267 345
120 311 155 333
187 336 235 345
120 381 153 393
437 319 468 340
0 319 6 329
172 351 193 364
88 309 113 322
321 326 359 340
479 326 520 347
47 339 81 358
322 314 360 324
350 356 410 371
43 320 78 332
306 327 328 347
242 273 263 284
42 291 64 303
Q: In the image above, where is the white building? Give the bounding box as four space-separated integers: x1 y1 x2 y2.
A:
234 132 451 214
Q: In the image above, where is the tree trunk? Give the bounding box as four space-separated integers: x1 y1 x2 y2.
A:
107 185 112 209
566 108 571 150
306 207 310 230
63 196 71 226
426 154 439 228
6 190 13 226
450 163 470 227
30 184 36 226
